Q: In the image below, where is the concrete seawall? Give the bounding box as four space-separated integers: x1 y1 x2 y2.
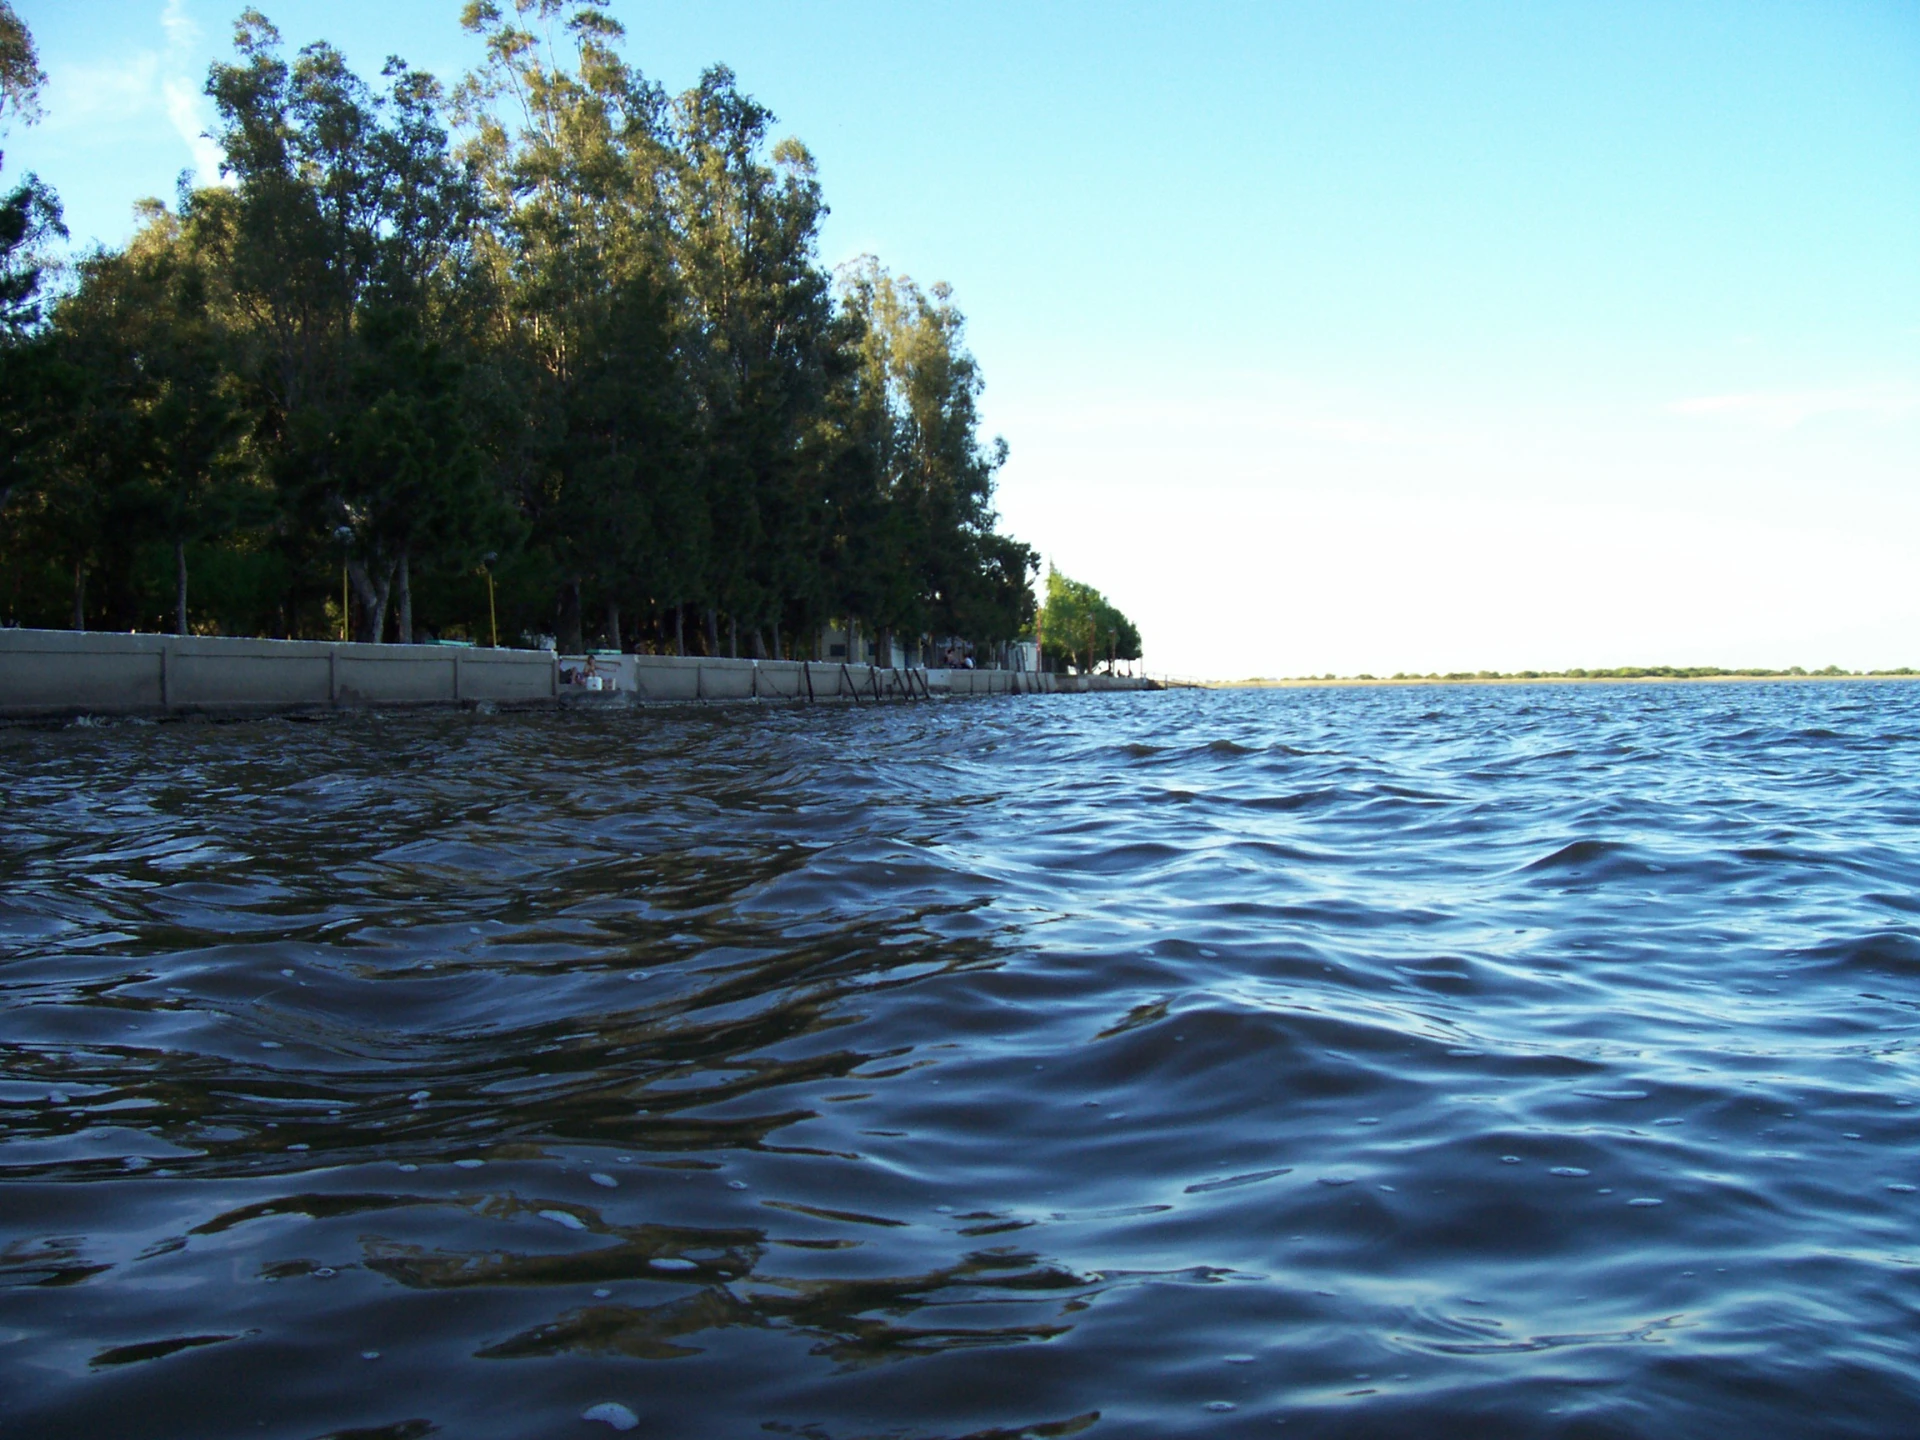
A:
580 653 1144 701
0 629 559 720
0 629 1152 720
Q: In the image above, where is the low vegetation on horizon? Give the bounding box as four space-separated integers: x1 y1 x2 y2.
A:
1230 665 1918 686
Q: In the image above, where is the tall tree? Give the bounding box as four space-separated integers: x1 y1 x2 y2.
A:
0 1 43 133
0 0 58 518
671 67 834 657
120 211 250 634
457 0 689 652
1038 565 1140 673
835 258 1033 653
198 10 492 640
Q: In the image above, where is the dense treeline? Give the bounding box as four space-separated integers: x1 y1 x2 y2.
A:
0 1 1038 658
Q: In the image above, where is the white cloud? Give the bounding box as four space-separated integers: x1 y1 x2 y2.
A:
1666 385 1920 429
162 75 223 186
36 0 224 190
160 0 195 50
39 52 164 131
160 0 223 187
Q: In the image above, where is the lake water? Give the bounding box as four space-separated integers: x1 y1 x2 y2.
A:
4 683 1919 1438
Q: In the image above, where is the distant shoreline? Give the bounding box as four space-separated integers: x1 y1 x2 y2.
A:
1219 670 1920 690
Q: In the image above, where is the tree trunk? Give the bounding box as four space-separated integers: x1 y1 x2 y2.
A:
557 580 583 654
174 539 189 636
751 627 768 659
673 605 685 657
704 607 719 657
879 626 893 668
771 626 784 661
71 562 85 631
605 598 621 653
727 615 738 659
347 559 393 644
397 547 413 644
372 573 392 644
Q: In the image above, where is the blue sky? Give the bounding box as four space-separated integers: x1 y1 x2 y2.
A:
9 1 1919 676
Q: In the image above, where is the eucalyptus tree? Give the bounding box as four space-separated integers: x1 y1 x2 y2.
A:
116 209 250 635
457 0 691 653
0 0 58 529
0 1 39 122
1038 565 1140 673
669 67 835 658
833 258 1034 654
196 10 490 640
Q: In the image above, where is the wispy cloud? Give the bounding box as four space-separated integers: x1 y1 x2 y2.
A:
160 0 223 187
41 52 164 131
39 0 223 189
1666 386 1920 429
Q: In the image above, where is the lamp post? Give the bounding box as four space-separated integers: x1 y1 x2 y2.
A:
333 526 353 642
482 552 498 649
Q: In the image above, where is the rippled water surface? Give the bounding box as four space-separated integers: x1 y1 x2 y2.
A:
5 683 1920 1438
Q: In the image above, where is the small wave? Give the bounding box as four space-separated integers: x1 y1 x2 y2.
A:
1791 931 1920 974
1523 839 1622 872
12 680 1920 1436
1239 788 1339 812
1200 738 1257 756
1518 838 1669 881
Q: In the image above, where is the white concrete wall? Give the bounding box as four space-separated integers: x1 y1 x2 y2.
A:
0 629 556 719
0 628 1153 719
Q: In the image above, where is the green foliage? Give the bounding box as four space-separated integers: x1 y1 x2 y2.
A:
0 1 43 133
832 259 1036 649
0 5 1038 654
1037 565 1141 673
